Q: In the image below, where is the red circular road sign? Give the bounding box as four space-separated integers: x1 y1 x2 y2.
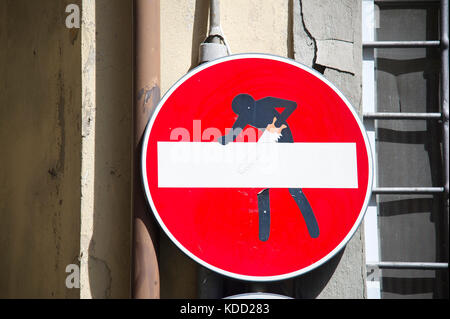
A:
142 54 373 281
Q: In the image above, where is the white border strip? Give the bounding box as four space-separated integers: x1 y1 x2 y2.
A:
141 53 374 282
362 0 381 299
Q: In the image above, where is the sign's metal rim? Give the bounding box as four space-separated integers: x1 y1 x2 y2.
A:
141 53 374 282
224 293 293 299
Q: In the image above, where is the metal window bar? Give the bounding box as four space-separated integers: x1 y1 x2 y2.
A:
372 187 445 195
363 0 449 289
364 112 442 119
363 40 441 48
367 262 448 270
374 1 441 8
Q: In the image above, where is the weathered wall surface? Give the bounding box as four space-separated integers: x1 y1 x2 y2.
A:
0 0 81 298
79 0 133 299
0 0 134 299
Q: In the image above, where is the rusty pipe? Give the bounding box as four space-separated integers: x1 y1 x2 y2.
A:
132 0 161 299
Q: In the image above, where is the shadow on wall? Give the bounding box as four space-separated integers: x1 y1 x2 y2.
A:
87 0 134 299
292 249 344 298
217 247 345 299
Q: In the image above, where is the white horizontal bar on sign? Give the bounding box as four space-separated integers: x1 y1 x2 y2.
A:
157 142 358 189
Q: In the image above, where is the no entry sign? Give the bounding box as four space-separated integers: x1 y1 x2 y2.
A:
142 54 373 281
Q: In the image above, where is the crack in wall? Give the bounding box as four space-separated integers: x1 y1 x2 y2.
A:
321 38 354 44
324 65 355 76
298 0 322 73
298 0 356 76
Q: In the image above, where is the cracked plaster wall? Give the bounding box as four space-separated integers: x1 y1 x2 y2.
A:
80 0 133 299
294 0 363 111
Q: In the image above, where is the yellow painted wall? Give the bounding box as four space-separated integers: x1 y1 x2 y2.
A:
0 0 81 298
161 0 290 94
79 0 133 299
0 0 134 299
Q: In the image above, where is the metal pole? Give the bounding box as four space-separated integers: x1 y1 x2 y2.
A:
363 112 442 120
372 187 445 194
198 0 230 64
363 40 441 48
441 0 449 202
132 0 160 299
367 262 448 270
209 0 221 44
374 1 440 8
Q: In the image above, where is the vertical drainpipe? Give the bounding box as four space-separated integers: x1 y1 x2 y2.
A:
132 0 161 299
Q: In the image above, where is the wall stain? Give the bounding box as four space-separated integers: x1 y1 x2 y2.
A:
69 28 79 45
138 85 160 110
89 255 113 299
56 69 66 176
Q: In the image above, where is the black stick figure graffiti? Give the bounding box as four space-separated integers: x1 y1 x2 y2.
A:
218 94 320 241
